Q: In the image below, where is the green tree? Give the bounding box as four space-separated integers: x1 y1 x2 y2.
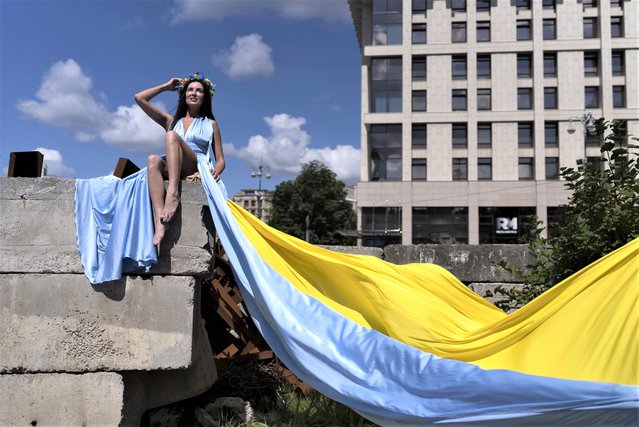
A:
268 160 355 245
489 119 639 310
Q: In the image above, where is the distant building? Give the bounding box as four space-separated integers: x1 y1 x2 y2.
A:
233 189 272 222
348 0 638 247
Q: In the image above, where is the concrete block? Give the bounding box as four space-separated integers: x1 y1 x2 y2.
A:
318 245 384 258
0 177 214 276
0 372 127 426
0 274 196 373
384 244 532 283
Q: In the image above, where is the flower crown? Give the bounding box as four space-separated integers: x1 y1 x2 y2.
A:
176 72 216 97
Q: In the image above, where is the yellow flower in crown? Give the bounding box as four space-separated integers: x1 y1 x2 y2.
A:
175 72 216 97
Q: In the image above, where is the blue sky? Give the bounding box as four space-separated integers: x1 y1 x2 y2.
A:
0 0 361 197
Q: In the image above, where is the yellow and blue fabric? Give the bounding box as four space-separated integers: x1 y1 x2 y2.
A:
75 155 639 425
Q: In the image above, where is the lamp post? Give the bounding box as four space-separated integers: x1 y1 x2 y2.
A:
251 162 271 220
567 112 596 168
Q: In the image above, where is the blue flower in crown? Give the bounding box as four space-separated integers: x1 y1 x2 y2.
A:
175 72 216 97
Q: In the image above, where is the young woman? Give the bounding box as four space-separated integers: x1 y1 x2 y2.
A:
134 73 225 246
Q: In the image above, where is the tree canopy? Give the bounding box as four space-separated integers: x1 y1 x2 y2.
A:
490 119 639 310
268 161 355 245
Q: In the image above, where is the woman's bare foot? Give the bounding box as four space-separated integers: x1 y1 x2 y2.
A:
161 193 180 223
153 221 168 247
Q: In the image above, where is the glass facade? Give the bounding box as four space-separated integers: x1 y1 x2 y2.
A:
372 0 402 45
370 124 402 181
413 207 468 244
479 207 536 243
371 57 402 113
362 206 402 247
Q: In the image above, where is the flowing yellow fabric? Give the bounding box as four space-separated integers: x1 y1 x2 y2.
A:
230 201 638 386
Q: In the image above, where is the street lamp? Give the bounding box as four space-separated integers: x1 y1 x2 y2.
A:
251 162 271 220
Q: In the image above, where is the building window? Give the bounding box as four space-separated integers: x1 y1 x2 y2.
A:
452 55 467 80
610 0 622 7
584 51 599 76
412 23 427 44
412 56 427 81
412 123 427 148
583 0 597 7
452 158 468 180
518 88 533 110
412 90 427 111
544 87 558 109
477 21 491 42
477 54 491 79
583 17 598 39
452 22 467 42
545 122 558 147
516 0 531 10
413 207 468 244
547 206 566 238
412 0 426 13
452 89 467 111
613 86 626 108
372 0 403 45
477 89 491 110
612 50 624 76
479 207 536 244
476 0 491 12
362 206 402 247
611 16 623 38
517 20 532 41
545 157 559 180
452 123 467 148
517 53 532 78
412 158 427 181
544 52 557 77
371 57 402 113
543 19 556 40
543 0 556 10
478 158 492 180
519 157 534 180
370 124 402 181
518 122 534 148
585 86 599 108
451 0 466 12
478 123 492 147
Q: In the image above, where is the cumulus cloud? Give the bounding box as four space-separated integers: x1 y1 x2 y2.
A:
17 59 167 152
17 59 108 130
225 113 360 183
170 0 350 24
213 34 274 80
34 147 76 177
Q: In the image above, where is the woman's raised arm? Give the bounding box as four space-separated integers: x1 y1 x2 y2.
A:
134 78 180 130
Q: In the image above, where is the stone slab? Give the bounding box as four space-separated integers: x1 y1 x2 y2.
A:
384 244 533 283
0 274 196 373
0 372 127 426
0 177 215 276
318 245 384 258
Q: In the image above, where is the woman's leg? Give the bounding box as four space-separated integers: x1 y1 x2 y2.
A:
147 154 168 246
160 131 198 223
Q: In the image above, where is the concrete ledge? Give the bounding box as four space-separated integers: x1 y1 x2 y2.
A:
384 244 533 283
0 372 126 426
0 274 196 373
0 177 213 277
319 245 384 258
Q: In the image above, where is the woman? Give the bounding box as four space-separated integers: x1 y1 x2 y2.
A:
134 73 225 246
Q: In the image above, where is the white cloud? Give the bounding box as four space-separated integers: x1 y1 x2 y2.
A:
17 59 168 153
17 59 108 130
33 147 76 177
99 103 167 153
226 113 360 183
213 34 274 80
170 0 350 24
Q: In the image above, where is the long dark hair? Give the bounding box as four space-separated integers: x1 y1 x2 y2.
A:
170 79 215 130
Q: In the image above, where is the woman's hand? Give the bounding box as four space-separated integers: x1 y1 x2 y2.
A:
210 162 224 181
164 77 182 92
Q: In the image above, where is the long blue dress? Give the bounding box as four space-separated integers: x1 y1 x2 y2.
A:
74 116 219 284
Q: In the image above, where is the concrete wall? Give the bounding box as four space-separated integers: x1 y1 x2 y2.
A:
0 177 218 426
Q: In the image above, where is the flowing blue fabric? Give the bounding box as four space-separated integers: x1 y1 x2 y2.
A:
75 169 156 284
74 153 639 425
